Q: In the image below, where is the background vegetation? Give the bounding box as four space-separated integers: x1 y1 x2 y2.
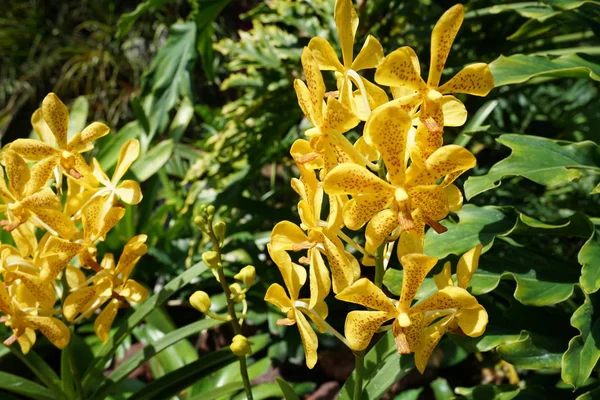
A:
0 0 599 398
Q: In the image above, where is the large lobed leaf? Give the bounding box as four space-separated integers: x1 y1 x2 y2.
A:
465 134 600 199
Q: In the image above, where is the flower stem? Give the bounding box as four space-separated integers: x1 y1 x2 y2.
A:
374 157 388 288
353 352 365 400
374 242 386 289
209 226 254 400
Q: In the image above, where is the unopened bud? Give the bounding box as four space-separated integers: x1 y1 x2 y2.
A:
190 291 211 313
194 216 206 227
234 265 255 287
206 205 215 216
229 283 245 302
230 334 251 356
214 221 226 240
202 251 220 269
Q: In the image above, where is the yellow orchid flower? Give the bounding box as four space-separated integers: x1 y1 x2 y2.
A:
295 47 376 176
322 103 474 256
335 253 437 351
264 246 328 369
0 280 69 354
337 250 487 373
308 0 387 120
375 4 494 164
63 235 148 342
9 93 110 188
91 139 143 206
0 150 76 242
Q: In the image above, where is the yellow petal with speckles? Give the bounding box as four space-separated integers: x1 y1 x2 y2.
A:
398 253 438 312
457 245 483 289
296 309 319 369
270 221 308 253
335 0 358 67
264 283 293 313
365 209 398 254
26 315 70 349
439 63 494 96
351 35 384 71
95 299 120 343
308 248 331 308
364 103 412 186
428 4 464 87
323 163 393 196
344 310 395 351
336 278 396 313
375 47 428 92
308 37 344 72
42 93 69 148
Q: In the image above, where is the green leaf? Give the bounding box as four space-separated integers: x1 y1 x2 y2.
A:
423 205 516 258
232 382 314 400
0 371 56 400
276 378 300 400
455 384 522 400
339 331 414 400
497 331 564 370
67 96 89 141
81 261 208 395
465 134 600 199
131 139 175 182
128 334 270 400
92 318 222 400
96 121 144 171
195 0 232 81
188 382 245 400
116 0 169 39
141 21 197 142
431 378 454 400
393 388 424 400
7 347 63 398
490 54 600 87
580 219 600 294
562 292 600 389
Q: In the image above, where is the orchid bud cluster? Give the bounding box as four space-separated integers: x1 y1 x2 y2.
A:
0 93 147 353
190 206 256 354
265 1 494 373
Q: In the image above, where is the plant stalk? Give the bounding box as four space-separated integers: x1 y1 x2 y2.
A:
353 352 365 400
210 228 254 400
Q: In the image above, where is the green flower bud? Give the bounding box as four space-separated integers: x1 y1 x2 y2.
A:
190 291 211 313
206 205 215 216
214 221 226 240
234 265 255 287
194 216 206 227
202 251 220 269
229 282 245 302
230 334 251 356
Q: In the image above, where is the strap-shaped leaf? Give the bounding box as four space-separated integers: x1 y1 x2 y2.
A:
128 333 270 400
490 54 600 87
81 260 208 393
338 331 414 400
0 371 56 400
90 318 223 400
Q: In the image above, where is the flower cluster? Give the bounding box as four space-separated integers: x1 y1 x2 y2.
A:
0 93 147 353
265 1 493 372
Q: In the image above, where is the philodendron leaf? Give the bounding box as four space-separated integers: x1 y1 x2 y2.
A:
387 240 581 307
580 219 600 294
465 134 600 199
423 205 590 259
490 54 600 87
497 331 564 370
562 292 600 389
